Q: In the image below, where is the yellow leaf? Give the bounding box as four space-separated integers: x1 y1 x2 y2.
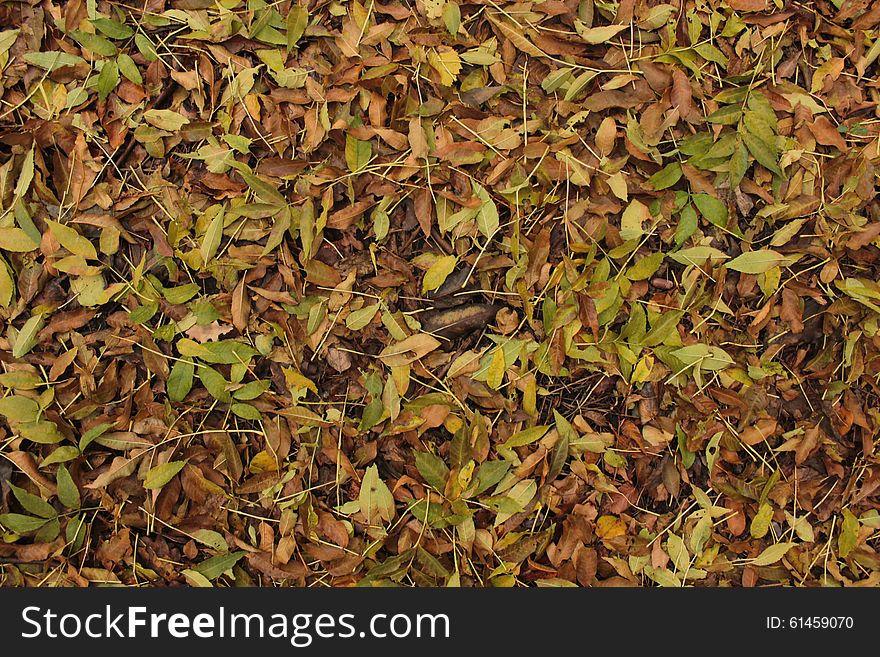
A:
428 47 461 86
575 22 628 44
143 109 189 131
46 220 97 260
200 205 225 265
620 200 649 241
283 367 318 394
596 515 627 539
486 347 505 389
0 257 14 307
631 354 653 383
422 254 458 293
642 425 673 447
379 333 441 367
249 450 278 473
606 171 628 201
0 227 39 252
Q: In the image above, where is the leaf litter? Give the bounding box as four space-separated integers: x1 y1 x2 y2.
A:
0 0 879 588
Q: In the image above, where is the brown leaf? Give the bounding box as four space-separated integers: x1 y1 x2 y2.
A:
728 0 768 10
807 116 847 151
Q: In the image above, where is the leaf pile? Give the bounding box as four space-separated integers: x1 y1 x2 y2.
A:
1 0 880 587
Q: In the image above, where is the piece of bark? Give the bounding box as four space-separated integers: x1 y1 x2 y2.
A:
420 303 501 339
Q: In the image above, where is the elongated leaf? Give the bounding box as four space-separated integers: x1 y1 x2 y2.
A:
575 22 628 44
143 460 187 489
167 358 195 402
345 135 372 173
415 451 449 490
750 542 795 567
194 551 246 580
56 464 81 509
10 483 56 519
201 206 225 264
474 182 499 239
726 249 785 274
0 513 49 533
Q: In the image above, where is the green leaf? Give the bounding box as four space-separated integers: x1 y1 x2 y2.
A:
548 410 573 481
726 249 785 274
620 199 649 241
0 28 20 56
0 395 40 422
0 257 14 308
750 541 795 567
143 460 187 489
742 120 782 175
181 569 214 587
415 451 449 491
19 420 64 444
666 532 689 571
626 251 665 281
541 68 574 93
442 2 461 35
729 138 749 188
647 162 682 190
24 51 86 71
643 310 684 347
129 301 159 324
485 347 506 389
770 217 808 248
503 425 550 448
668 246 728 267
116 52 142 84
96 58 119 101
691 194 728 229
236 168 287 206
46 220 97 260
79 422 114 452
474 460 510 495
56 464 81 509
201 206 225 264
230 402 261 420
674 204 698 247
191 529 229 552
167 358 194 402
200 366 232 403
671 344 734 371
474 182 499 239
345 134 372 173
144 109 189 131
705 105 742 125
575 22 628 44
194 551 246 580
134 33 159 61
92 17 135 39
0 513 49 534
345 303 380 330
0 227 39 252
750 502 773 538
10 483 57 519
71 30 117 55
40 445 80 467
287 6 309 49
163 283 199 304
232 380 270 401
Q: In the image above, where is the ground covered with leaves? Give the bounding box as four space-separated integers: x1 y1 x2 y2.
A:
1 0 880 587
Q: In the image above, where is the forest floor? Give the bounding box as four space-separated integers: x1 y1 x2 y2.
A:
1 0 880 587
